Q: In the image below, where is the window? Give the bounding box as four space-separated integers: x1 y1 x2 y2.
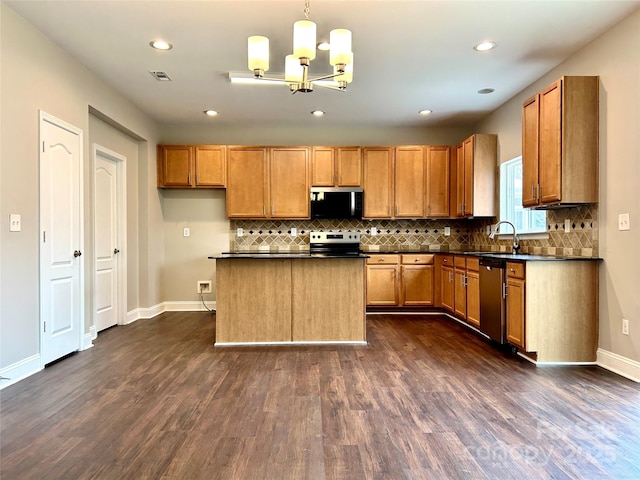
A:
499 156 546 234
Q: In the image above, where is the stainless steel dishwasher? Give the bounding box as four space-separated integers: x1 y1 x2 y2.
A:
479 257 507 343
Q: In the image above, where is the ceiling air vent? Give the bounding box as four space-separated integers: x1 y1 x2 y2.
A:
149 71 172 81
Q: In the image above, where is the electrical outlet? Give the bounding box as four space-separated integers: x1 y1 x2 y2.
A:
371 227 377 236
564 219 571 233
183 227 190 237
290 227 297 237
237 227 244 237
9 214 21 232
622 318 629 335
197 281 212 294
444 226 451 236
618 213 630 231
486 225 491 235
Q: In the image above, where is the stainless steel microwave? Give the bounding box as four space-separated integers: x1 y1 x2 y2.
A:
310 187 364 220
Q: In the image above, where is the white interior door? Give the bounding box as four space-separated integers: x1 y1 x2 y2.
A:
40 112 83 365
93 145 126 332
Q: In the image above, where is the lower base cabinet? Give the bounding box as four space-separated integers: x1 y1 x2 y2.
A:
366 254 434 306
506 262 526 348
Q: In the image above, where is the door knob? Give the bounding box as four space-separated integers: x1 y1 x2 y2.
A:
114 248 120 254
73 250 82 257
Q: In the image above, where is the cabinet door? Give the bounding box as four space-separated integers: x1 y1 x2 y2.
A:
366 265 399 306
454 267 467 318
454 143 465 217
506 277 526 348
401 265 433 306
311 147 335 186
336 147 362 186
441 265 454 312
394 146 425 218
425 146 450 217
466 270 480 327
160 145 192 187
363 147 394 218
194 145 226 187
270 147 310 218
522 95 540 207
226 147 268 218
539 79 562 205
462 136 474 217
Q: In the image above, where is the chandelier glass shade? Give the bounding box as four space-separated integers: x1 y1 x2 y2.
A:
247 0 353 93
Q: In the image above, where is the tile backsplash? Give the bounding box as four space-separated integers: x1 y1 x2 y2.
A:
229 204 598 257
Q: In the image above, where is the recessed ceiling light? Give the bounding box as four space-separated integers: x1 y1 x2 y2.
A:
473 42 496 52
419 109 433 115
317 42 331 51
204 110 218 116
311 110 325 117
477 88 495 94
150 40 173 51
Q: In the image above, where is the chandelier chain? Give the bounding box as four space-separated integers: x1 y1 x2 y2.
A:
304 0 310 20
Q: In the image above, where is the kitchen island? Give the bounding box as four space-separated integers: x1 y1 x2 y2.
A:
209 253 367 346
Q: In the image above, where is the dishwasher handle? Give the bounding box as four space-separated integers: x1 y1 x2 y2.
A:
502 283 508 299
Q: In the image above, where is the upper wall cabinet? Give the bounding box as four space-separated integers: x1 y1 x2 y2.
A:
522 76 599 208
226 146 310 219
363 147 395 218
157 145 226 188
452 134 497 218
425 145 451 217
311 147 362 187
394 146 425 218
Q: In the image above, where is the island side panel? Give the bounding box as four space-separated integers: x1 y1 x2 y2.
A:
215 259 292 344
526 261 599 362
291 258 366 342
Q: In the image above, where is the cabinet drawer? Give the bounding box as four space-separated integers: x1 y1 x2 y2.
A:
440 254 453 265
366 254 399 265
507 262 525 279
454 256 466 268
466 257 480 272
401 254 434 265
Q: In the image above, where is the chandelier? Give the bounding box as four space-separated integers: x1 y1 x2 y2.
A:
247 0 353 93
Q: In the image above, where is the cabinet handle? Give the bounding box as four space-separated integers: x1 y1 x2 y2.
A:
196 174 199 184
537 185 541 200
448 271 453 282
415 258 420 262
509 267 516 273
263 205 266 216
379 258 385 262
188 173 191 184
396 205 398 216
531 185 535 200
503 283 508 299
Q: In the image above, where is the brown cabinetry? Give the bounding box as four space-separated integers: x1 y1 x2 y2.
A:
439 255 454 312
157 145 226 188
311 146 362 187
522 76 598 207
226 147 268 218
366 255 399 306
506 261 525 348
394 146 425 218
366 254 434 307
465 257 480 328
227 146 309 219
363 147 395 218
425 145 451 217
453 256 467 319
451 134 497 217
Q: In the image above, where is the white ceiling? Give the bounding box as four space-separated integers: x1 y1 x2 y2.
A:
5 0 640 129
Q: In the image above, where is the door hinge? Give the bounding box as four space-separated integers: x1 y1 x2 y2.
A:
44 321 46 333
43 231 46 243
42 141 45 153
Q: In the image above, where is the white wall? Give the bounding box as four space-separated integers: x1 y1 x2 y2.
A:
476 10 640 364
0 4 162 376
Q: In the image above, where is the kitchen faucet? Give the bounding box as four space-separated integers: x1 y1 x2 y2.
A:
489 220 520 254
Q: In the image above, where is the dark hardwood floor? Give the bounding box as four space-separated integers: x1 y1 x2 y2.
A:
1 312 639 479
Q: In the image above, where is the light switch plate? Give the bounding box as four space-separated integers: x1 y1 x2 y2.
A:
183 227 190 237
618 213 630 231
9 214 21 232
444 226 451 236
564 219 571 233
290 227 297 237
371 227 377 236
237 227 244 237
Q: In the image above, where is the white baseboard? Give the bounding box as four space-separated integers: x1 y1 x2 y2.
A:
0 354 42 390
126 301 216 324
597 348 640 383
81 327 96 351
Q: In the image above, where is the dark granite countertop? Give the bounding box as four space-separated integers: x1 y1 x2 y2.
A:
362 249 601 261
209 251 369 260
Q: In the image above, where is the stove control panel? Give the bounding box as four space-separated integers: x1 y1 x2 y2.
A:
309 231 361 244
